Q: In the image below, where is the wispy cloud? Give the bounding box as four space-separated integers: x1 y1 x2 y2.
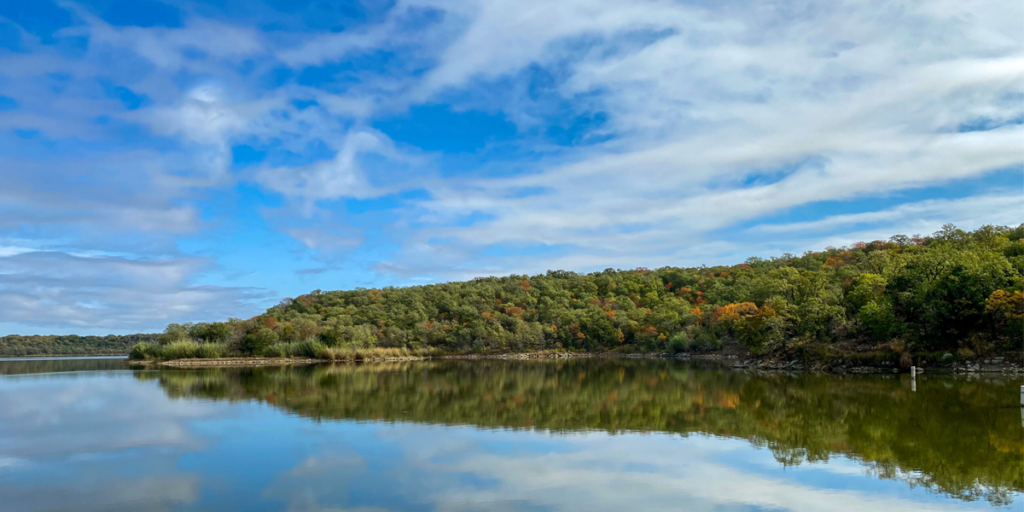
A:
0 251 268 330
752 193 1024 235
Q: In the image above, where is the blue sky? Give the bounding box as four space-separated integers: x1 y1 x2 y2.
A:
0 0 1021 334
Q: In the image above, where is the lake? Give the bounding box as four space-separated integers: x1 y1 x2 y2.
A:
0 358 1020 511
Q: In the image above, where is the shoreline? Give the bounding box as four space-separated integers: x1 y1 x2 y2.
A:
131 357 323 368
124 350 1024 374
128 351 706 368
730 355 1023 375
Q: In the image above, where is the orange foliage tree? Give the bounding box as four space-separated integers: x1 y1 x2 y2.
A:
986 290 1023 339
712 302 759 322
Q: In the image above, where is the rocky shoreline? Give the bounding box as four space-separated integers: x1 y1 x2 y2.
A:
731 355 1022 374
949 357 1022 375
441 352 741 362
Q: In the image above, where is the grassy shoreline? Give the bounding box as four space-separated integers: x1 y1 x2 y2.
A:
125 344 1023 374
129 351 688 368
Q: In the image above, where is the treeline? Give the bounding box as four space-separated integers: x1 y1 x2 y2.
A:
0 357 128 375
139 360 1023 505
134 224 1024 360
1 334 158 357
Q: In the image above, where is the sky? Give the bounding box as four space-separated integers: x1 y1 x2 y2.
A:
0 0 1021 335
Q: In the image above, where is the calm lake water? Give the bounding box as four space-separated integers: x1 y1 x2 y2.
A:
0 358 1020 511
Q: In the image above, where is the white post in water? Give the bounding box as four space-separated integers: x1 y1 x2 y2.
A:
910 366 916 378
911 366 916 392
1020 385 1023 408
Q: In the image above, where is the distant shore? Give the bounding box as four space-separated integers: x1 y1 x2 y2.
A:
0 354 128 358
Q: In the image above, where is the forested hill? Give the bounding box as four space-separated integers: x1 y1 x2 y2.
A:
0 334 159 357
148 224 1023 359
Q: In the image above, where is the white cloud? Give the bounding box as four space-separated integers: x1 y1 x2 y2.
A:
285 228 364 252
0 251 267 331
0 375 218 512
255 130 407 205
65 10 264 71
370 427 982 512
753 192 1024 235
365 0 1024 275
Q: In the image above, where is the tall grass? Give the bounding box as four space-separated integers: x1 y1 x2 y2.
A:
315 346 439 361
162 341 201 360
196 343 229 359
128 342 229 361
261 340 325 358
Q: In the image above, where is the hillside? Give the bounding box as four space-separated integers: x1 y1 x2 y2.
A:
136 224 1023 362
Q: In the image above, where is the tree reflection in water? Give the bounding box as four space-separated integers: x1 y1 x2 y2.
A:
139 360 1023 506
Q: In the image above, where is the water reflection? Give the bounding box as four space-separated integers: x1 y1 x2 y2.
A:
0 357 126 375
0 359 1019 511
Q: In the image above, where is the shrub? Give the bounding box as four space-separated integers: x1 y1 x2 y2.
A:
129 342 162 360
668 332 690 353
692 331 721 351
241 327 278 355
318 329 342 347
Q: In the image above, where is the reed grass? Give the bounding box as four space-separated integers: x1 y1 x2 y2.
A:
128 341 229 360
315 346 439 361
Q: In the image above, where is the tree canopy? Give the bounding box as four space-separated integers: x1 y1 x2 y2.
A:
147 224 1023 358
